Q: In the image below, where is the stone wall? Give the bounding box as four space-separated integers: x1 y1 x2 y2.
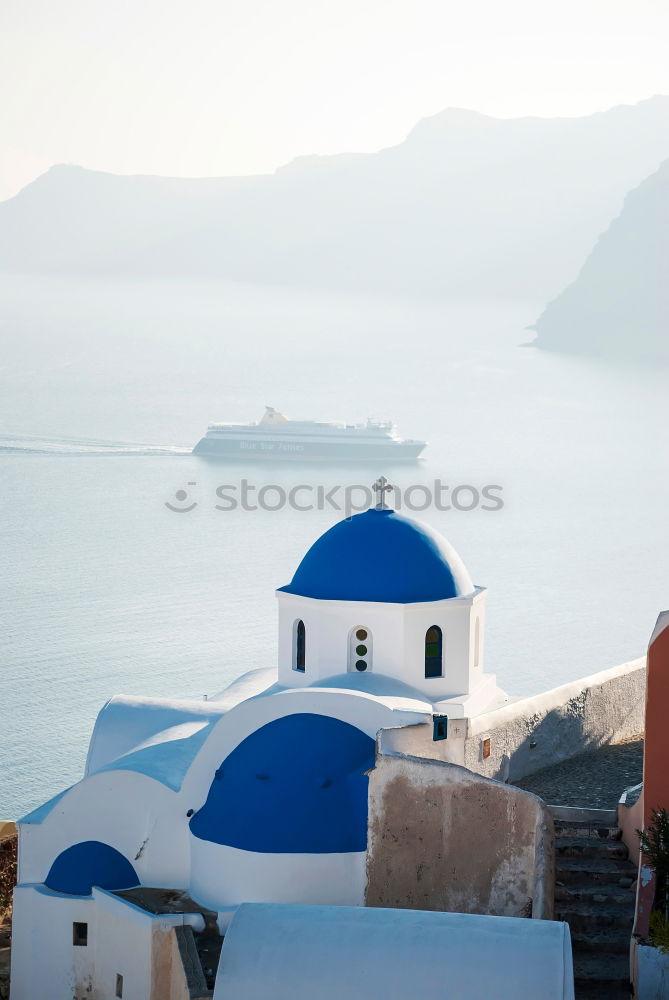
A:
468 658 646 782
380 657 646 784
365 751 554 919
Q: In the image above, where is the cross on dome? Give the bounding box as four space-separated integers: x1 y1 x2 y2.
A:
372 476 394 510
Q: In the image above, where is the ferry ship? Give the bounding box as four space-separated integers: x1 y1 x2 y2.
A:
192 407 426 461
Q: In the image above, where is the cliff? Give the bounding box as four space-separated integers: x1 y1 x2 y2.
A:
1 97 669 302
532 160 669 360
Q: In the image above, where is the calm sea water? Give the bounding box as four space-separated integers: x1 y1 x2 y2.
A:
1 274 667 817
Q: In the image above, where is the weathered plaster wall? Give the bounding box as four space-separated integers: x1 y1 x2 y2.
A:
365 751 554 919
171 925 210 1000
0 823 15 843
635 613 669 943
631 940 669 1000
618 783 643 861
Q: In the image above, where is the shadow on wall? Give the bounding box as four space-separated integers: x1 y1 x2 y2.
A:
506 696 604 782
466 661 646 785
507 704 610 799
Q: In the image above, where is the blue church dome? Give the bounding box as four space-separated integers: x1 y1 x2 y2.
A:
280 508 474 604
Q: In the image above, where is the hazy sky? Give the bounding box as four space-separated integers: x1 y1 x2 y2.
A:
2 0 668 200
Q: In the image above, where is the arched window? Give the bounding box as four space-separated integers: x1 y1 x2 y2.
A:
294 619 306 672
425 626 443 678
349 626 372 672
474 617 481 668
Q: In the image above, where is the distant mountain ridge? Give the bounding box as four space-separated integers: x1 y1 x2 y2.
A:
531 159 669 360
1 96 669 301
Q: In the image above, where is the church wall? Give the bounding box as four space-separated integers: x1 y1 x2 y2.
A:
10 886 95 1000
88 889 157 1000
277 591 406 683
464 657 646 782
401 593 483 697
191 841 367 911
18 770 191 892
182 685 429 811
276 589 487 702
185 687 428 911
314 602 405 681
10 885 202 1000
365 752 554 920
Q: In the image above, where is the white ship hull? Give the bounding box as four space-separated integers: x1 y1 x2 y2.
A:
192 409 426 462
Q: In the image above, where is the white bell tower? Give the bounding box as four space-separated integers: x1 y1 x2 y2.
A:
275 485 503 718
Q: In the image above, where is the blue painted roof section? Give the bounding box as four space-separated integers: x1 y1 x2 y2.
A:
280 509 473 603
190 713 375 853
45 841 139 896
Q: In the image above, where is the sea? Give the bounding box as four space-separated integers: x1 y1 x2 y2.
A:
1 273 667 818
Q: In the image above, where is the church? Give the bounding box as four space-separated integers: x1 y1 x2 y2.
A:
10 491 576 1000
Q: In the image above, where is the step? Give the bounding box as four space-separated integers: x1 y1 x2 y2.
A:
575 983 630 1000
554 820 622 841
550 805 618 826
573 951 630 985
556 839 630 861
555 882 636 907
555 903 634 933
556 858 637 885
570 927 633 953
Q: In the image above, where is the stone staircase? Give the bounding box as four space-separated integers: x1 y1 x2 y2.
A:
552 807 636 1000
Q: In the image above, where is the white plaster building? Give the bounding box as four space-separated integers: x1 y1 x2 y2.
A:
12 502 576 1000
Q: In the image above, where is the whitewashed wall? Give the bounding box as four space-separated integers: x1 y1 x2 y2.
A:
18 770 191 890
11 887 95 1000
10 886 198 1000
185 686 429 909
277 588 489 701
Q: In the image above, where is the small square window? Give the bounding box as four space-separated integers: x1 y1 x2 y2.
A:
73 922 88 946
115 973 124 998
